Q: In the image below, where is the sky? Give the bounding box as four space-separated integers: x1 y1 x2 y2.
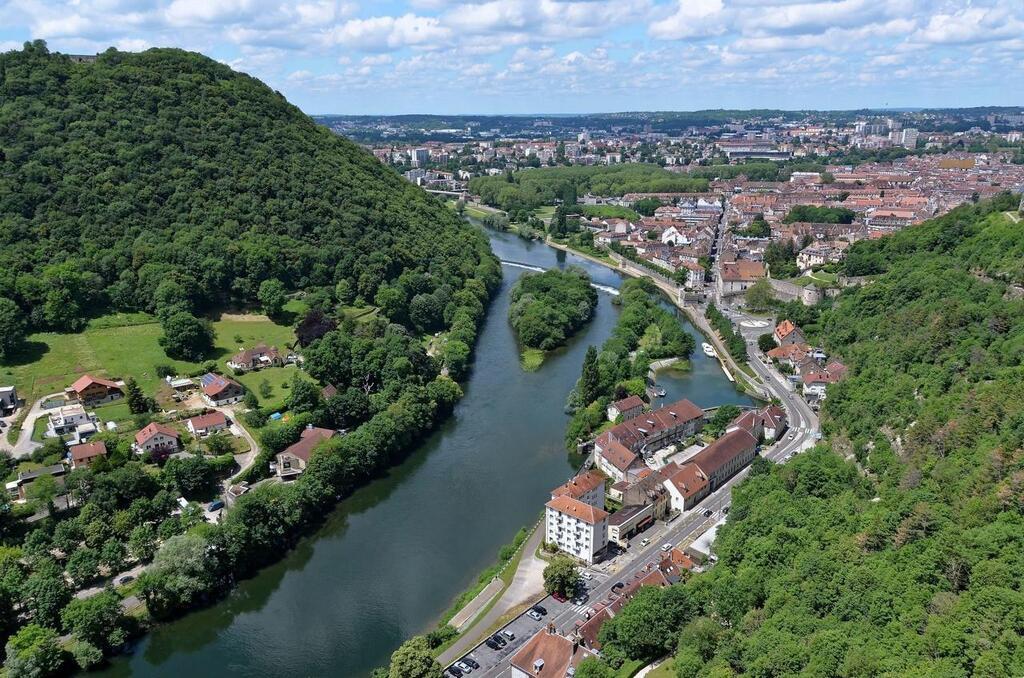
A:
1 0 1022 115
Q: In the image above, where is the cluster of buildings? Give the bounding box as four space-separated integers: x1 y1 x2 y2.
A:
544 397 787 565
767 320 848 407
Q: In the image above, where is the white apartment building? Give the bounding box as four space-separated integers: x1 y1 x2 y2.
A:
47 404 98 439
545 495 609 565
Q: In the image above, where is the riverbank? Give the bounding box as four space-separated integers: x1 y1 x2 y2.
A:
546 238 770 401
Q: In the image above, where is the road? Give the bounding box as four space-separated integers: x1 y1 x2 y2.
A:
0 394 59 458
450 388 818 677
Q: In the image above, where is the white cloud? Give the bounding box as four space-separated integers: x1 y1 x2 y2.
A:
328 14 451 51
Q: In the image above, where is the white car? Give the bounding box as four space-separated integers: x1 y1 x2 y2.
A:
580 571 593 581
640 537 650 547
455 661 473 673
526 610 543 621
661 543 673 552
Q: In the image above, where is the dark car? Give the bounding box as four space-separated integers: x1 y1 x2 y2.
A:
612 581 625 591
703 509 713 517
448 667 463 678
552 591 567 602
532 604 548 616
723 506 730 515
491 634 506 647
463 657 480 670
484 639 500 651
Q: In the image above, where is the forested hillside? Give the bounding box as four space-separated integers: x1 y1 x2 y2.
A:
0 42 494 344
586 194 1024 677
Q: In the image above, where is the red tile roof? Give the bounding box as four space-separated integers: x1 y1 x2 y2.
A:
135 422 180 445
186 411 227 431
610 395 645 413
68 374 120 394
663 462 708 499
545 495 609 526
595 433 640 473
551 470 606 501
281 427 337 463
606 398 703 452
69 441 107 462
775 319 799 339
692 429 757 478
509 628 595 677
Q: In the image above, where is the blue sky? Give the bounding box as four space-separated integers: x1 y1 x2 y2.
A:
1 0 1022 115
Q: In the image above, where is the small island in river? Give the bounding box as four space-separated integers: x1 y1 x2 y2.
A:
508 267 599 370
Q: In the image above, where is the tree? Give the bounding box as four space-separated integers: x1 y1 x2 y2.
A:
25 475 58 514
706 405 741 436
163 455 217 500
543 555 581 597
128 524 157 562
387 636 443 678
159 311 214 361
0 297 26 359
757 333 777 353
124 377 150 414
744 278 774 311
3 624 64 678
61 591 128 651
205 432 234 457
285 375 321 414
22 560 71 631
574 657 615 678
65 547 101 587
579 346 601 406
69 640 103 671
258 278 287 317
139 533 223 619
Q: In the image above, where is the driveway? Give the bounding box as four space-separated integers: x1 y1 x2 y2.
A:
1 394 61 459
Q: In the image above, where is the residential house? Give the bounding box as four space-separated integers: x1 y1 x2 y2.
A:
186 411 229 437
69 441 107 470
606 395 645 422
593 433 645 483
47 404 98 440
509 626 596 678
689 429 758 491
550 470 606 510
64 375 123 405
717 260 766 297
199 373 245 406
275 426 339 479
0 386 17 415
5 464 67 502
681 261 706 289
759 405 788 441
545 495 609 565
134 422 181 455
773 320 806 347
227 344 286 372
662 462 710 512
802 361 847 402
766 342 813 368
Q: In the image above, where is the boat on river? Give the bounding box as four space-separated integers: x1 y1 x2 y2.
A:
702 342 717 358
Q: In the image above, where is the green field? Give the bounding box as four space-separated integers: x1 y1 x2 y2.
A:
0 312 297 403
533 205 556 222
234 365 313 412
520 348 546 372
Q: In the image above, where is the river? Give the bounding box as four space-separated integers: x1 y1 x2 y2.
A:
104 229 752 677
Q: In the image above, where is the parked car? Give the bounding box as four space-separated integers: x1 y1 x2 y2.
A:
552 591 567 603
580 571 593 581
723 506 730 515
526 609 543 621
640 537 650 547
703 509 713 517
484 639 500 651
500 630 515 641
208 500 225 511
462 657 480 670
455 660 472 673
532 604 547 616
118 575 135 585
491 634 506 648
612 581 625 591
448 667 463 678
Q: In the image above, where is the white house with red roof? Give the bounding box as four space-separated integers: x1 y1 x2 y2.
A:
186 411 229 437
545 494 609 564
134 422 181 455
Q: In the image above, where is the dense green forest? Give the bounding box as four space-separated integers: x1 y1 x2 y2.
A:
468 165 708 216
0 42 494 358
783 205 856 224
578 194 1024 677
564 278 695 450
0 43 502 673
508 268 598 351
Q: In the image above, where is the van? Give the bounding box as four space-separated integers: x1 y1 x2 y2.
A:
580 571 593 581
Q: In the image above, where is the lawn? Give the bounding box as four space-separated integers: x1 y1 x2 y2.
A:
645 660 674 678
533 205 556 222
0 312 297 404
234 365 311 412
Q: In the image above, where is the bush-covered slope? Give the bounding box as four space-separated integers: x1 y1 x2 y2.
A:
591 194 1024 677
0 42 494 335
